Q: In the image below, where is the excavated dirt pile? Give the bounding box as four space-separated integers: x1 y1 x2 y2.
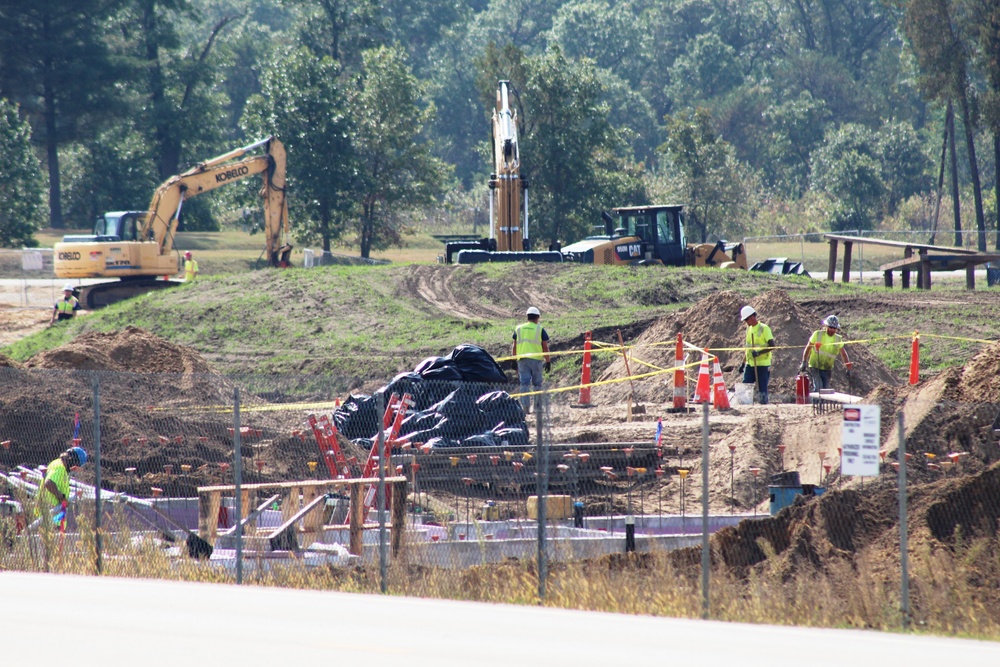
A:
0 327 330 496
675 461 1000 618
594 289 900 404
873 340 1000 478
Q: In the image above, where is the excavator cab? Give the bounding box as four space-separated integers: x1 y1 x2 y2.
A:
62 211 147 244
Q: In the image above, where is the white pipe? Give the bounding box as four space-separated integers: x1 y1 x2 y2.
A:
523 188 529 243
489 189 495 240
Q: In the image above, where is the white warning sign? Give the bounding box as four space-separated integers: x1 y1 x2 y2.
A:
841 404 880 477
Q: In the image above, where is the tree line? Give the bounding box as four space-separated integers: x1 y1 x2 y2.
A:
0 0 997 255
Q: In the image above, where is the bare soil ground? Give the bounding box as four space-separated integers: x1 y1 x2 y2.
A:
1 269 999 613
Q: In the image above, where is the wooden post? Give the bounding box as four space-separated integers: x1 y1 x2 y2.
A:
281 487 301 524
391 480 407 557
349 483 364 556
919 250 930 289
966 262 976 290
827 239 838 282
198 490 221 543
302 486 323 536
240 490 251 522
884 270 893 288
902 247 912 289
841 241 853 283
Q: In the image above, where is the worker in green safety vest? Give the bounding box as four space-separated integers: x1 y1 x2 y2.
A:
511 306 552 414
38 446 87 526
740 305 775 404
50 284 80 325
799 315 853 390
182 251 199 281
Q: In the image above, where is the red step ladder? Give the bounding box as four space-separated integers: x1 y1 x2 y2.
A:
360 393 413 519
306 413 357 478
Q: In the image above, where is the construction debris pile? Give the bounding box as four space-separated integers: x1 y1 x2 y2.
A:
333 344 529 448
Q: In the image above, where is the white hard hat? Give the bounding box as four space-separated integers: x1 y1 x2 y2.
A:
823 315 841 329
740 305 756 321
526 306 541 316
62 283 75 292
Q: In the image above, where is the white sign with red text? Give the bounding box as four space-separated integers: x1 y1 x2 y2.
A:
841 404 880 476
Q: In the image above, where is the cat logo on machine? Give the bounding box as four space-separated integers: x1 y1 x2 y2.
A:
615 243 642 259
58 251 81 261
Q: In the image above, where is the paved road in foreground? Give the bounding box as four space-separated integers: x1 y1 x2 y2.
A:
3 572 998 664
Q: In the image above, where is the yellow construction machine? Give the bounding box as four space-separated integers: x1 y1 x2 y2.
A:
444 81 562 264
54 136 292 308
561 205 749 268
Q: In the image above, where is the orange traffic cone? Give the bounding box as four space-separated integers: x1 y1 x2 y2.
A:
692 354 712 403
909 331 920 385
711 357 730 409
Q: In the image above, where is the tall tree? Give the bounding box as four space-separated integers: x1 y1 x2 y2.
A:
901 0 987 249
124 0 243 181
241 48 356 252
0 100 45 246
658 108 759 242
0 0 127 228
351 46 450 258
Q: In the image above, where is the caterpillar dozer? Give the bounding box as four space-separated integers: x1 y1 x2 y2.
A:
561 205 748 268
53 136 292 309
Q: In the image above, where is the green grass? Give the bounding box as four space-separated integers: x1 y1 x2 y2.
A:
4 258 997 384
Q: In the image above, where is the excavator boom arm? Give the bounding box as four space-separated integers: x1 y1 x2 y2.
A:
142 137 289 261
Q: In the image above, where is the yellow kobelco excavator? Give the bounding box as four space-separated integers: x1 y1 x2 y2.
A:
54 136 292 308
561 204 749 268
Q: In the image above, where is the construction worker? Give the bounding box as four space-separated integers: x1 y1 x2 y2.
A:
800 315 853 390
50 284 80 325
40 446 87 518
740 305 775 404
511 306 552 414
182 251 199 281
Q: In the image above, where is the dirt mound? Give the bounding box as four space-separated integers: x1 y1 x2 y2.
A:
0 353 20 368
26 326 214 374
0 328 324 497
955 340 1000 403
594 289 901 404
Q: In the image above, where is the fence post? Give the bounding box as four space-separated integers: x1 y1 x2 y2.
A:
93 374 102 575
701 402 710 619
536 391 548 603
898 411 910 629
233 387 243 585
376 392 388 594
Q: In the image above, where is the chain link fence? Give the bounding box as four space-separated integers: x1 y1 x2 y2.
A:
0 248 62 308
1 366 999 633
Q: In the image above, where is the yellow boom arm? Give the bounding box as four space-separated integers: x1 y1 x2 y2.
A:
145 136 290 264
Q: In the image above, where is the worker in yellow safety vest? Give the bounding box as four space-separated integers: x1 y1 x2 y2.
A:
740 305 775 404
183 251 199 281
799 315 853 390
50 284 80 325
39 446 87 525
511 306 552 414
